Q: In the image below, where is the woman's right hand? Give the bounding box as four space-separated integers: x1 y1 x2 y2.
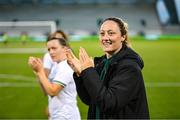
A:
28 56 44 74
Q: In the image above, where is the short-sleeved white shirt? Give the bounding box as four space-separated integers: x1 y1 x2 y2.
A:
48 60 80 120
43 53 57 81
43 52 54 70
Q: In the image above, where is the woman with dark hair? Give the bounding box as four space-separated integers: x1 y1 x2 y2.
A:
42 30 69 118
67 17 149 119
43 30 68 77
28 37 80 120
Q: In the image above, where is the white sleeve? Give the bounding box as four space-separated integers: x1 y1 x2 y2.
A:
43 53 54 69
53 61 73 87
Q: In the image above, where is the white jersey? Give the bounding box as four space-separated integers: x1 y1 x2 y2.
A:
43 52 54 70
48 60 80 120
43 52 57 81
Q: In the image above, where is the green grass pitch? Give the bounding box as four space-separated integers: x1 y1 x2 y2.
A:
0 39 180 119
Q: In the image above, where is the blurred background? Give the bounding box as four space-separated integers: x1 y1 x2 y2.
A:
0 0 180 119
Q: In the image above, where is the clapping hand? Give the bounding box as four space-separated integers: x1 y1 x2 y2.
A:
28 56 44 74
66 49 82 76
66 47 94 76
79 47 94 71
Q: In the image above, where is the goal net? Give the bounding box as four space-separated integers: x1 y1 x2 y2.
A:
0 21 57 42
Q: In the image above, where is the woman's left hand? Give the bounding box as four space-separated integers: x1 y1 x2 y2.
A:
79 47 94 71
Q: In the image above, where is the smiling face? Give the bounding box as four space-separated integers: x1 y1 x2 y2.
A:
47 39 66 62
99 20 125 57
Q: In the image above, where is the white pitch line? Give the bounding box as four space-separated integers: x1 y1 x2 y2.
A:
0 74 38 87
0 94 15 100
0 48 46 54
0 74 36 82
0 74 180 88
1 82 180 87
0 82 38 87
145 82 180 87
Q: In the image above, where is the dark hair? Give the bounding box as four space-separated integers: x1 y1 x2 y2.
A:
101 17 131 47
47 30 68 41
47 37 70 49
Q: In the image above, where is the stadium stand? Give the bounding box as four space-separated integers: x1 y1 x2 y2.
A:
0 0 179 40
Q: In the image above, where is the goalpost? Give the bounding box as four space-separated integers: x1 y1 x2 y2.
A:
0 21 57 41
